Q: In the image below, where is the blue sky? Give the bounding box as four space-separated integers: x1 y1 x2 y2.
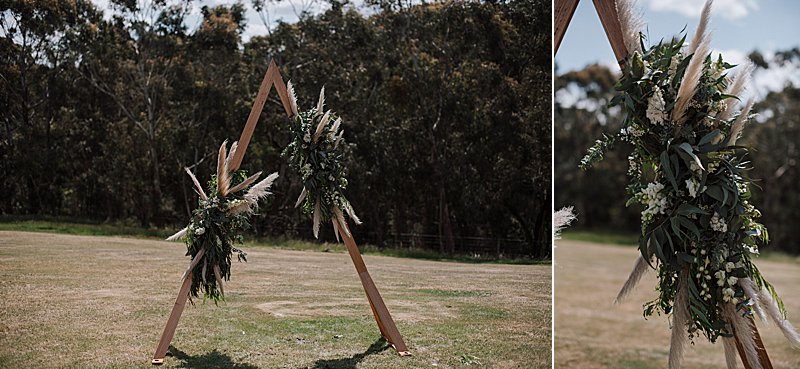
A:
557 0 800 72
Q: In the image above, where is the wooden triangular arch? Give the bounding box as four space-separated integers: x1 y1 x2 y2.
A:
151 59 410 365
554 1 773 368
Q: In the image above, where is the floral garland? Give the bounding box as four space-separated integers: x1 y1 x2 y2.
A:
581 0 798 366
166 140 278 302
282 82 361 239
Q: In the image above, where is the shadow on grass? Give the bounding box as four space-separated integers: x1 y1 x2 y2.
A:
169 346 259 369
309 338 390 369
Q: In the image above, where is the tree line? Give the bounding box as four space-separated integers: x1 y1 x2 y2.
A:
0 0 552 258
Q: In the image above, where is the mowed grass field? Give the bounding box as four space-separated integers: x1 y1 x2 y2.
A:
555 239 800 369
0 231 551 369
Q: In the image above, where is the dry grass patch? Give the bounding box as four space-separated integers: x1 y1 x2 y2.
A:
0 231 550 368
555 239 800 369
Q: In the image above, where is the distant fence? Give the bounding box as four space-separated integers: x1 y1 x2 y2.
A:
379 233 544 259
266 223 547 259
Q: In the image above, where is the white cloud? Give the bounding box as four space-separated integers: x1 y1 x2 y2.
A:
648 0 758 21
752 55 800 97
555 83 602 112
712 49 748 66
712 49 800 100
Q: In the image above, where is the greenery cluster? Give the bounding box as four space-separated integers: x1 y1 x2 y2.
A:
581 36 785 342
555 52 800 257
1 0 552 258
282 107 353 223
183 170 252 302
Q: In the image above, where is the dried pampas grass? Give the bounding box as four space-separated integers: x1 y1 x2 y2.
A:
673 37 711 124
312 198 321 238
313 110 331 143
329 117 342 140
333 206 349 237
668 270 690 369
224 141 238 174
228 170 263 194
758 285 800 348
726 98 755 146
334 130 344 149
185 167 207 200
217 140 232 196
213 264 224 297
166 227 188 241
688 0 713 57
552 206 576 241
244 172 279 204
722 336 739 369
315 86 325 116
725 304 762 369
295 187 308 208
718 62 755 122
287 80 298 116
345 202 362 225
331 218 342 242
740 278 767 322
180 248 206 281
673 0 713 125
615 255 650 304
616 0 644 55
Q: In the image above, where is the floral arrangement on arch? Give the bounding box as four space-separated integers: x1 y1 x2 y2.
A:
166 141 278 302
282 82 361 239
581 0 799 367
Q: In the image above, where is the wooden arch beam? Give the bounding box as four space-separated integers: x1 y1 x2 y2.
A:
554 0 627 67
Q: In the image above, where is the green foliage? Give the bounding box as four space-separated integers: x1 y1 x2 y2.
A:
182 170 253 303
282 106 353 224
581 33 786 342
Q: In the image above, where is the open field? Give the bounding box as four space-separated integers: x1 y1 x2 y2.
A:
555 239 800 369
0 219 544 265
0 231 551 368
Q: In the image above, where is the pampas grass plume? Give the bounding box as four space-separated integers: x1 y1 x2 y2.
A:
668 270 690 369
616 0 644 55
287 80 298 116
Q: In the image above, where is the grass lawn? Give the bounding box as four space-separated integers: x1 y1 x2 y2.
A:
0 231 551 368
555 237 800 369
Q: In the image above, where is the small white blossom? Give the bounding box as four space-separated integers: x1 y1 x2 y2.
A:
668 54 680 82
710 212 728 232
727 276 738 286
744 244 759 254
638 182 668 222
646 87 668 125
625 125 644 138
689 161 702 174
195 227 205 235
722 287 735 302
300 163 313 179
685 178 702 198
303 133 311 143
725 262 735 272
736 181 749 195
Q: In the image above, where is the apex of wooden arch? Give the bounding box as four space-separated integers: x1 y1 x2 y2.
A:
230 59 293 171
